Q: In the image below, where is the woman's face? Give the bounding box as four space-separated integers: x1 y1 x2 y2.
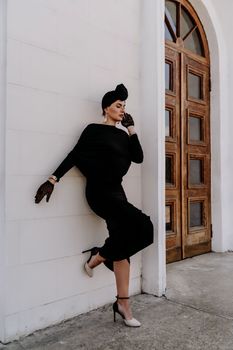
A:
104 100 126 124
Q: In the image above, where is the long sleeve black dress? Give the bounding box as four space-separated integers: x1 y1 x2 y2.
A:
52 123 154 269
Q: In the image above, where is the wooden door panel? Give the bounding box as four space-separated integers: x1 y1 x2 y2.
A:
166 196 182 263
166 104 177 142
186 108 207 147
165 46 182 263
182 54 211 258
165 48 211 263
165 0 211 263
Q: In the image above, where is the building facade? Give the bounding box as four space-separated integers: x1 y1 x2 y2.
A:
0 0 233 343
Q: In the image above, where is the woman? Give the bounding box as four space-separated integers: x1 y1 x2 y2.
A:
35 84 154 327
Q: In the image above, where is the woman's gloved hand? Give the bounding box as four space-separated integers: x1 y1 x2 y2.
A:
121 113 134 128
35 180 54 203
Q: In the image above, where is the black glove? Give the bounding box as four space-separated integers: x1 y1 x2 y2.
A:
121 113 134 128
35 180 54 203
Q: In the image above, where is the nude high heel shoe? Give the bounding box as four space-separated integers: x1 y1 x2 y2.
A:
112 296 141 327
82 247 99 277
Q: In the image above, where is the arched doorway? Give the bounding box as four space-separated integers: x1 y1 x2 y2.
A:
165 0 211 263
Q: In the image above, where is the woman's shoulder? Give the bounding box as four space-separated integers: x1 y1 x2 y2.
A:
80 123 109 136
81 123 98 133
87 123 128 134
80 124 129 142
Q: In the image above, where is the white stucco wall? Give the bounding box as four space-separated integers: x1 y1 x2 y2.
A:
2 0 233 343
2 0 143 342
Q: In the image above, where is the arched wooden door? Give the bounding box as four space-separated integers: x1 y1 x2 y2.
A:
165 0 211 263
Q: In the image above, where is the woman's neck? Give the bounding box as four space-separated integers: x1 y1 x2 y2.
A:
102 118 116 126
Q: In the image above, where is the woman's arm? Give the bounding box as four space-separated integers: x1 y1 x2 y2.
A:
121 114 143 164
51 146 77 182
128 131 144 164
35 125 91 203
34 147 77 203
51 125 90 182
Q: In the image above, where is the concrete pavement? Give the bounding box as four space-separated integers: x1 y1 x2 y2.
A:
1 252 233 350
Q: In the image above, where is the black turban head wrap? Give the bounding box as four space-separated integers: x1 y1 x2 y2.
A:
101 84 128 115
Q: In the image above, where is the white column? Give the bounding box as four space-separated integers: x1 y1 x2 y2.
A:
0 0 7 343
140 0 166 296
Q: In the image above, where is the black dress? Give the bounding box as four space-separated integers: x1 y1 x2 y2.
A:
52 123 154 269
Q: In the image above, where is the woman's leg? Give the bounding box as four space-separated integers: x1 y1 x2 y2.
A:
88 252 105 269
113 259 132 320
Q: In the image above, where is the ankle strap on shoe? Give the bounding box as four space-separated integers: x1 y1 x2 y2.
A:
115 295 129 299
